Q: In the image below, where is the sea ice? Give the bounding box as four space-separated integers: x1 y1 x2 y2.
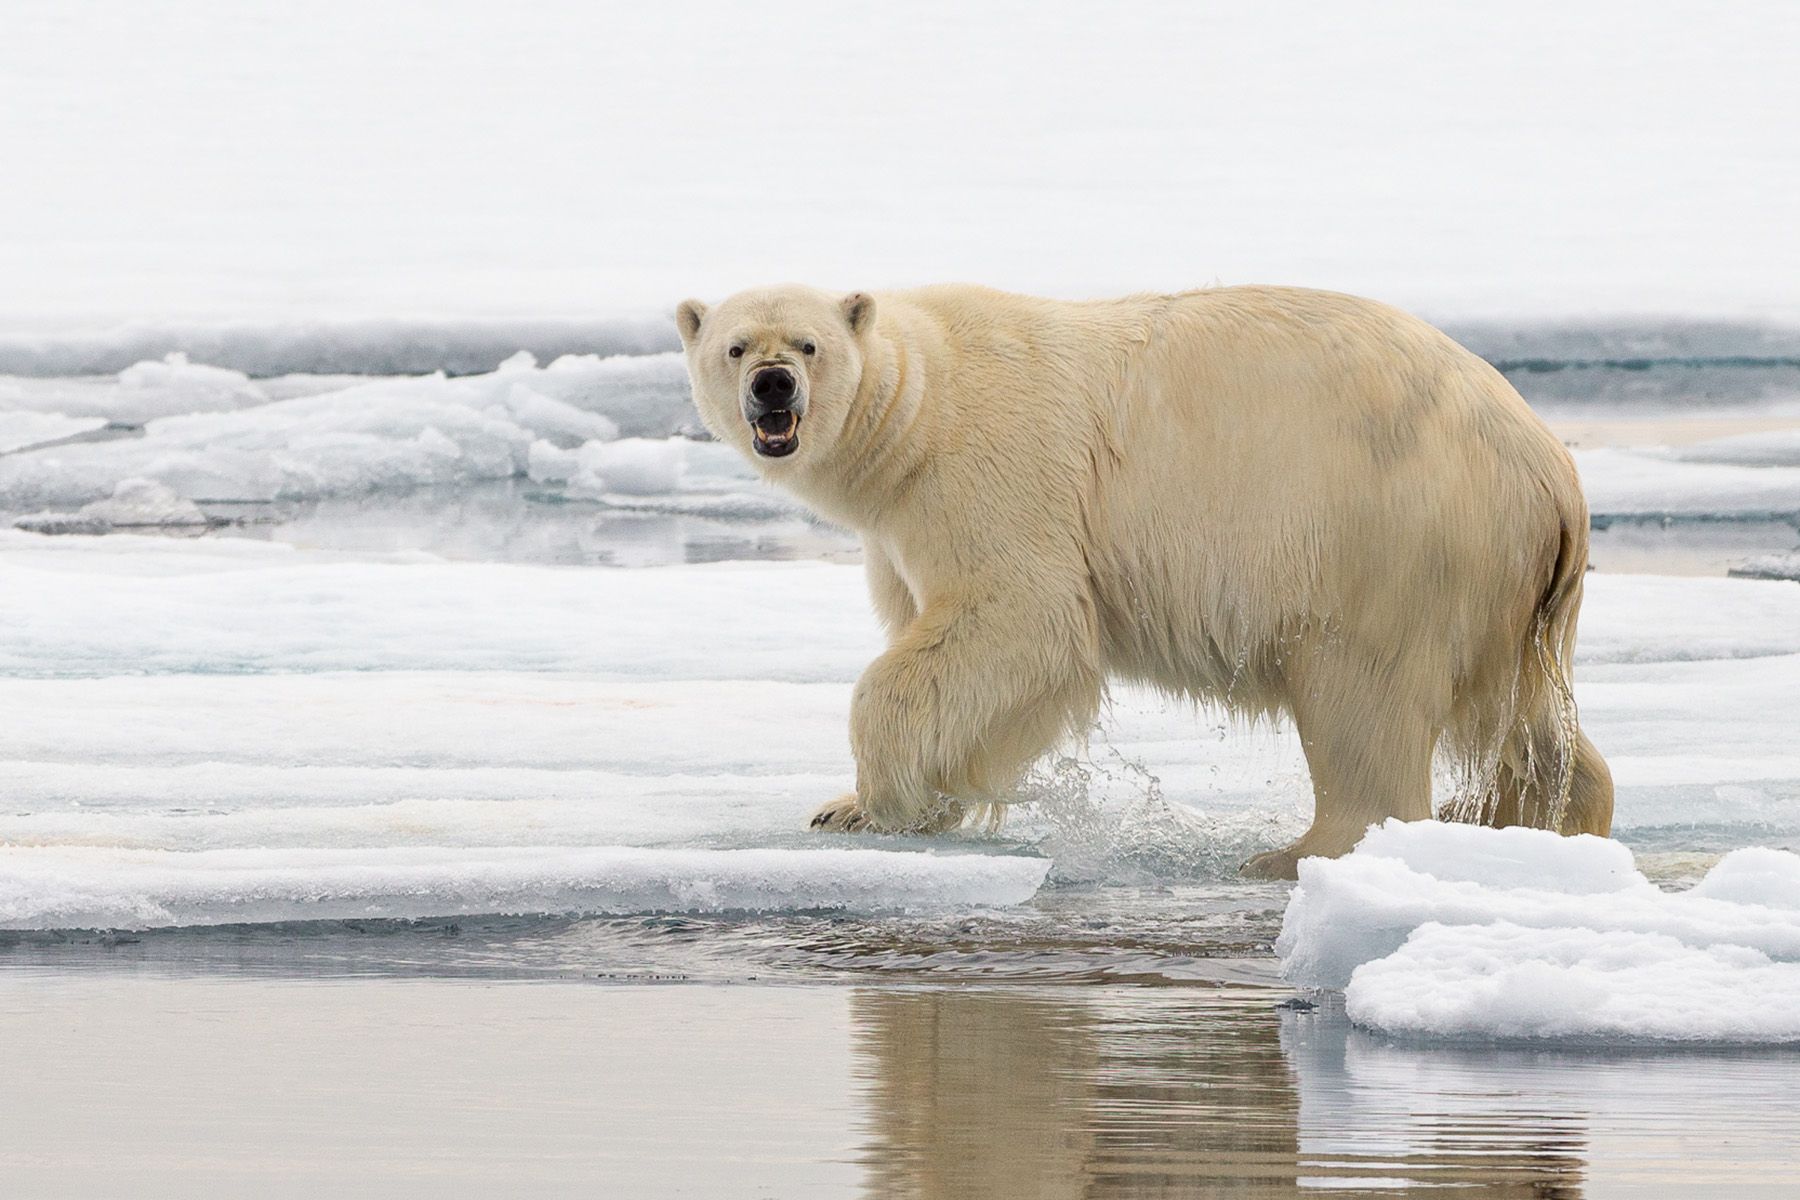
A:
7 535 1796 680
1672 429 1800 468
566 437 691 497
0 410 108 454
14 477 209 534
0 352 707 512
0 316 679 378
0 844 1051 930
116 352 267 412
10 349 1800 528
1577 447 1800 521
1278 821 1800 1043
1575 573 1800 662
3 528 1798 932
1732 551 1800 582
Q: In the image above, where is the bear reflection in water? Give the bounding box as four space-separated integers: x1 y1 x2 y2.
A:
849 988 1589 1198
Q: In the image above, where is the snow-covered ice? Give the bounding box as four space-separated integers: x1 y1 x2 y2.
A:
1278 822 1800 1043
3 523 1799 931
0 845 1050 930
1733 551 1800 582
2 353 271 425
4 532 1796 678
0 538 876 679
0 317 678 378
6 350 1800 530
14 478 210 535
0 410 108 455
0 352 718 512
1673 429 1800 469
1577 447 1800 521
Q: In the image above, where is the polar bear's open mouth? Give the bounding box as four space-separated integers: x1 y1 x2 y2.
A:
751 410 801 457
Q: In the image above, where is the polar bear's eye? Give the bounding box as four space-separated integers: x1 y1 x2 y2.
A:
728 345 744 359
802 342 816 356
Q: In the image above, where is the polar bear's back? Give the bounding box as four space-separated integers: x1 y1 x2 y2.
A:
1023 285 1581 703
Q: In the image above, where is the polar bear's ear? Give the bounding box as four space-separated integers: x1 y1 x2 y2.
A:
840 292 875 335
675 299 708 347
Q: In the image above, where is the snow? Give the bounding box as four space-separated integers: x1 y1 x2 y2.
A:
1277 821 1800 1043
0 845 1051 930
1345 922 1800 1043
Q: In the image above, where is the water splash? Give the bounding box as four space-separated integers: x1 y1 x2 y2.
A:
1010 743 1305 885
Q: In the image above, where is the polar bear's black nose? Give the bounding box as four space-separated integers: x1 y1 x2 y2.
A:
750 366 796 407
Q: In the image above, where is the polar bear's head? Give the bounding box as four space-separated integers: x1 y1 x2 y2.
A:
674 285 876 467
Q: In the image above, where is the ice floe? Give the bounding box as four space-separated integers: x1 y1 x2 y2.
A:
0 844 1051 930
1577 447 1800 521
1278 821 1800 1043
0 410 109 454
0 351 710 512
1573 573 1800 662
3 528 1799 929
9 350 1800 528
5 535 1796 680
1732 551 1800 582
0 316 678 378
1672 428 1800 468
14 478 211 534
0 548 876 680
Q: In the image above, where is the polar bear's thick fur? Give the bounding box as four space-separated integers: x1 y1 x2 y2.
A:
675 284 1613 878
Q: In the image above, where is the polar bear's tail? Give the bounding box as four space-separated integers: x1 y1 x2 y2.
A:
1525 512 1591 821
1445 497 1614 837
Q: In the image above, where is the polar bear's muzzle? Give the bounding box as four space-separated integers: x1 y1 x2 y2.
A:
745 364 805 458
751 408 801 456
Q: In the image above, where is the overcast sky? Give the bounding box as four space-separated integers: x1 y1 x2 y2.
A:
3 0 1796 324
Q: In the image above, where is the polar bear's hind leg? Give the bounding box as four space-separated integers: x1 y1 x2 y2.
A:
1240 643 1445 880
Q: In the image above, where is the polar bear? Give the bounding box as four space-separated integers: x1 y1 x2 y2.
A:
674 284 1613 878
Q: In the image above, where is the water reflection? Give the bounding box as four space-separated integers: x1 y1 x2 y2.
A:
203 478 859 567
851 988 1800 1197
853 988 1317 1197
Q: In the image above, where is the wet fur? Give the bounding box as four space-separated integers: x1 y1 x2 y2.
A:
676 284 1613 877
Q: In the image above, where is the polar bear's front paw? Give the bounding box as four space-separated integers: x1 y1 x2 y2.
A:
1238 844 1303 881
809 793 873 833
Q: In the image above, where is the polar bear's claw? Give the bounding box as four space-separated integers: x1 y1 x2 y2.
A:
809 793 872 833
1239 845 1303 881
